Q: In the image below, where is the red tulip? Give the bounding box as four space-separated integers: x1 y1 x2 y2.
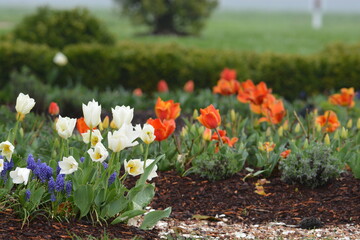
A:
146 118 176 141
133 88 143 97
76 117 91 134
48 102 60 116
197 104 221 129
184 80 194 93
155 97 181 120
220 68 237 81
329 88 355 108
157 80 169 93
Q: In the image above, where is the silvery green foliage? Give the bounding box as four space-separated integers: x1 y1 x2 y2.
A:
280 141 343 188
191 143 248 181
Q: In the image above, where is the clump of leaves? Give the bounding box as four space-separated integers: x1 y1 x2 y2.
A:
190 143 247 181
279 141 344 188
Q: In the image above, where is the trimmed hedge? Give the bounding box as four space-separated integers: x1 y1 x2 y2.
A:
0 41 359 100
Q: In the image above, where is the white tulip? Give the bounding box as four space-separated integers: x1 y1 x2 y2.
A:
0 158 4 173
136 124 156 144
59 156 78 174
87 142 109 163
82 129 103 147
0 141 14 162
112 105 134 129
56 116 77 139
124 159 144 176
82 99 101 129
53 52 68 66
15 93 36 115
10 167 31 185
107 124 139 152
145 159 158 181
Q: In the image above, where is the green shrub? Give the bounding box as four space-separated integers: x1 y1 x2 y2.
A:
190 144 248 181
279 141 344 188
12 7 115 49
1 41 360 100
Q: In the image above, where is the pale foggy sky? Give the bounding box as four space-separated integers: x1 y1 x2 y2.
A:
0 0 359 12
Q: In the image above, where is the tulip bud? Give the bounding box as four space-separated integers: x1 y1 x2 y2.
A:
282 120 289 131
19 127 24 138
193 109 199 119
294 123 300 133
183 80 194 93
357 118 360 129
110 120 117 129
346 119 353 129
303 139 309 149
230 109 236 122
133 88 143 97
180 126 188 137
316 123 322 132
277 126 283 137
102 116 109 129
266 127 271 137
334 130 340 140
157 80 169 92
48 102 60 116
202 128 212 141
324 134 330 145
340 127 348 139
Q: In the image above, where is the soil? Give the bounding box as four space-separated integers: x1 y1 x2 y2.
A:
1 170 359 239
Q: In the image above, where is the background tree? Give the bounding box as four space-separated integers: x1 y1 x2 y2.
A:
114 0 218 35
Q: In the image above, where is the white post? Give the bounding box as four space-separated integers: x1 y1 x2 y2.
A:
312 0 323 29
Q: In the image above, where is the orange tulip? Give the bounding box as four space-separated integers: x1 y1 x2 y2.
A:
258 142 276 152
157 80 169 92
48 102 60 116
213 79 240 96
211 129 238 147
197 104 221 129
220 68 237 81
329 87 355 108
155 97 181 120
184 80 194 93
133 88 143 97
146 118 176 141
76 117 90 134
316 110 340 133
280 149 291 159
258 94 286 125
237 80 272 112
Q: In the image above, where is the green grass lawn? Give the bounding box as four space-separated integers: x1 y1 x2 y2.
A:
0 7 360 54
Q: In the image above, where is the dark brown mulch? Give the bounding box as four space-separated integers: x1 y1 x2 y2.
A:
0 209 158 240
1 170 360 239
151 170 360 226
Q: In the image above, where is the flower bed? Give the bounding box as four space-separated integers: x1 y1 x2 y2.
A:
1 68 360 238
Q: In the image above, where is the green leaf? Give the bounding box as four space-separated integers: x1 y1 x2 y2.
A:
140 207 171 230
94 187 106 207
111 209 145 225
127 184 155 209
105 195 128 218
74 185 94 218
30 186 45 207
136 154 164 186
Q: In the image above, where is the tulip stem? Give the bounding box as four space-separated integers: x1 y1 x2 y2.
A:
9 120 20 144
214 128 223 146
143 143 149 169
293 111 309 139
